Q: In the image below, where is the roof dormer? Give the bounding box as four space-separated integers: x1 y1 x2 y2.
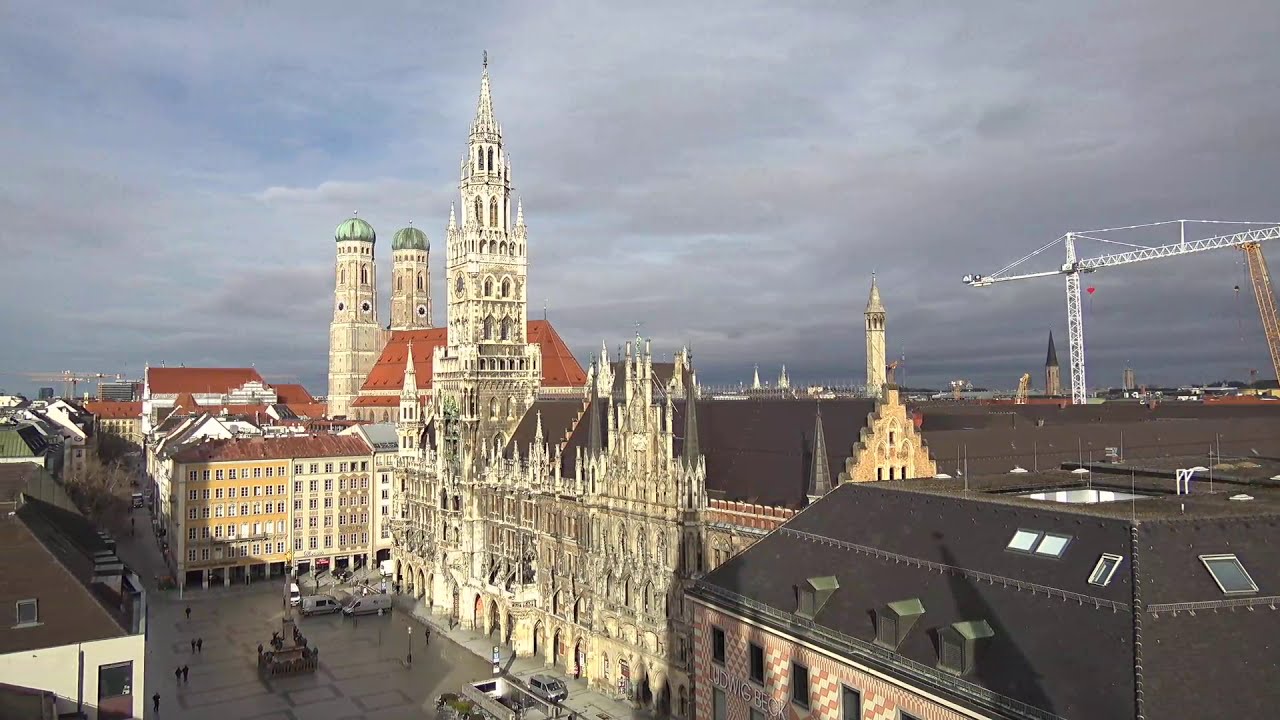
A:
795 575 839 619
874 598 925 650
938 620 995 676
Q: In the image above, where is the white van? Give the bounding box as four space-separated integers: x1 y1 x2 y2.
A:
342 594 393 616
300 595 343 616
379 559 395 578
289 583 302 607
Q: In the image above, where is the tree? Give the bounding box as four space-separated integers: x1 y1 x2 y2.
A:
65 452 132 532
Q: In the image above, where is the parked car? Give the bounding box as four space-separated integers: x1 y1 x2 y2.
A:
528 674 568 704
300 595 343 616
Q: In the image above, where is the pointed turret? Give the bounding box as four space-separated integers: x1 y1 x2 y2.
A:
448 204 457 231
866 272 885 313
402 342 418 395
778 365 790 390
1046 331 1060 367
587 364 603 456
516 197 525 227
752 364 762 389
682 378 700 468
472 51 499 139
806 407 832 504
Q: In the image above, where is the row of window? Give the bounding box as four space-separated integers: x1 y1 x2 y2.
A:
290 533 369 551
187 502 286 519
293 461 369 474
186 541 287 562
188 484 285 500
188 466 286 481
292 477 371 493
187 521 285 540
292 512 370 529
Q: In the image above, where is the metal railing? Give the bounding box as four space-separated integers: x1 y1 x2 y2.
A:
692 582 1068 720
1146 595 1280 615
780 528 1129 612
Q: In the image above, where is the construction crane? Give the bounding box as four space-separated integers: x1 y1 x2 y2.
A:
1015 373 1031 404
1241 243 1280 383
23 371 124 398
964 220 1280 404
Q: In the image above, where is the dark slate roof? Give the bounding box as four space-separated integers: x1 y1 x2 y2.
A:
697 476 1280 719
674 398 876 508
506 399 588 462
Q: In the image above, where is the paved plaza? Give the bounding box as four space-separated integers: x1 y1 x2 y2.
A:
144 582 490 720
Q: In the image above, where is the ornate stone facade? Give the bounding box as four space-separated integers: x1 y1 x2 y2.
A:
865 276 886 399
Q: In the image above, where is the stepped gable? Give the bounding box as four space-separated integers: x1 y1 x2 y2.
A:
673 398 876 509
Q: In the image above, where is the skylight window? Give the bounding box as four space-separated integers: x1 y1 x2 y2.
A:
1007 530 1041 552
1200 554 1259 595
1006 530 1073 557
1088 554 1123 586
1034 533 1072 558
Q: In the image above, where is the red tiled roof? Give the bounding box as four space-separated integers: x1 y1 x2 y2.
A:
172 392 200 411
273 383 316 404
352 396 401 408
171 435 371 463
355 321 586 397
83 401 142 419
147 367 265 394
287 402 328 418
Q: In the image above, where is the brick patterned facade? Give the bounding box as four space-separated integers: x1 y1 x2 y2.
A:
693 604 974 720
705 500 795 531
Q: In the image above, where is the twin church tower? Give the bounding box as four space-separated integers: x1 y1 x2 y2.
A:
327 56 531 419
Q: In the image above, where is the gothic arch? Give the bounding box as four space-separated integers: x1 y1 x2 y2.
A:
417 272 424 291
505 396 514 419
489 196 499 227
478 146 484 171
501 277 511 298
396 275 402 292
487 147 494 172
489 397 499 419
624 577 633 608
480 240 489 254
484 277 494 296
339 267 346 284
498 241 508 254
483 316 494 340
361 265 368 285
475 196 484 226
500 317 512 340
493 433 504 457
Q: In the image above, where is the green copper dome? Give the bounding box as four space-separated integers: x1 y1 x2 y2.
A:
335 216 376 244
392 225 429 251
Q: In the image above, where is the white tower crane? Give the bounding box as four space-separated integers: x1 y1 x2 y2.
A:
963 220 1280 405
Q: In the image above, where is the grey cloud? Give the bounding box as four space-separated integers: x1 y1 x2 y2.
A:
2 1 1279 397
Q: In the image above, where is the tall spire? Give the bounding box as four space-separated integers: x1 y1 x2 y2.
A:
472 51 498 138
448 203 457 230
516 196 525 226
807 406 832 503
866 272 885 313
587 362 603 456
402 341 418 394
752 364 761 389
682 378 700 468
1046 331 1060 367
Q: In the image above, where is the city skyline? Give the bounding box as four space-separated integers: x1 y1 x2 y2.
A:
3 2 1280 396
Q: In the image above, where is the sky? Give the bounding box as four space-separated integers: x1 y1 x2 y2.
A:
3 0 1280 397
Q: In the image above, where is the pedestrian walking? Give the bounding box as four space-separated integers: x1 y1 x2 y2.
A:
190 639 196 653
196 637 203 653
182 665 188 683
174 667 181 683
185 606 191 620
425 628 431 646
152 692 160 713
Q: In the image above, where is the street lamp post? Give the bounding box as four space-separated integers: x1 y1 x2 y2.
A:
407 626 413 666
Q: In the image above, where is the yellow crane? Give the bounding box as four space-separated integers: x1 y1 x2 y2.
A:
1015 373 1031 404
1241 242 1280 383
23 371 123 398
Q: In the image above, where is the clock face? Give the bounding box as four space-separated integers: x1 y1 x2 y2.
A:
361 301 371 313
454 275 465 297
336 302 345 312
417 305 428 318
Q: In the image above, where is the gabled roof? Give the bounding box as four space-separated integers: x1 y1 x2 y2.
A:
287 402 328 418
146 366 265 394
83 401 143 420
355 321 586 401
675 398 877 508
170 434 371 463
272 383 316 404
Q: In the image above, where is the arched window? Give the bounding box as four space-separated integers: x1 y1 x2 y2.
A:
498 241 507 255
483 316 494 340
480 240 488 254
493 434 503 457
484 278 493 296
396 275 402 292
360 265 368 285
624 578 633 608
339 267 346 284
487 147 494 172
478 147 484 171
474 196 483 226
416 272 424 291
500 318 511 340
501 279 511 298
489 397 498 419
509 241 516 255
489 197 499 227
505 396 513 418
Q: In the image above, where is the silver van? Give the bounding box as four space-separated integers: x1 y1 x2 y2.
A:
289 583 302 607
300 595 342 616
342 594 393 616
528 674 568 704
